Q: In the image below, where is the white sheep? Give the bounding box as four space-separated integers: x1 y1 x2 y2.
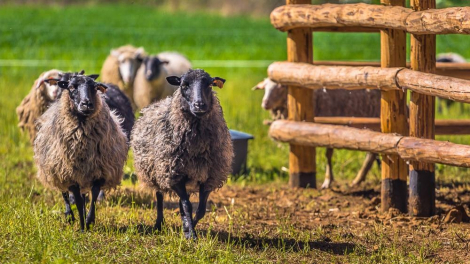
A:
100 45 146 108
133 52 192 110
253 78 381 189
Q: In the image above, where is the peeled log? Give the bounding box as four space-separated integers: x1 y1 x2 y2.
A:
269 120 470 168
271 4 470 35
269 120 400 155
313 61 470 80
268 62 470 104
314 117 470 135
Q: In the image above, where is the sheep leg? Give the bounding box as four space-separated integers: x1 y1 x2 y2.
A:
62 192 75 223
351 152 377 187
193 184 211 228
179 200 190 234
69 185 85 232
321 148 334 189
85 181 102 230
172 181 196 239
154 191 164 231
97 190 105 202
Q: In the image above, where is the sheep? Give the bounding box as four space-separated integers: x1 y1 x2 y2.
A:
133 52 192 110
131 69 233 239
18 70 135 143
34 72 128 231
253 78 381 189
100 45 146 108
16 69 63 143
436 53 466 113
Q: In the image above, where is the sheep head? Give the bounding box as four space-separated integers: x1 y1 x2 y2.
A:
143 56 169 81
112 46 146 86
252 78 287 110
35 69 63 101
167 69 225 118
45 72 108 117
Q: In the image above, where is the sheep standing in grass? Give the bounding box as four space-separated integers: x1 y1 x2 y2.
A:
253 78 380 189
131 69 232 239
436 53 466 113
34 72 128 231
133 52 192 110
16 69 62 143
100 45 146 108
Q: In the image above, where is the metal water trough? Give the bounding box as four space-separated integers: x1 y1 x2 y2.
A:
229 129 254 175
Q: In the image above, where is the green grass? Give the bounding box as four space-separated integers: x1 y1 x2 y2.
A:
1 3 470 263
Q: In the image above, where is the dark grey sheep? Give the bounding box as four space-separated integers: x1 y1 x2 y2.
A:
131 69 233 239
34 72 128 231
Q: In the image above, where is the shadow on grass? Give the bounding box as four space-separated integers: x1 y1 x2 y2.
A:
100 223 359 255
202 229 360 255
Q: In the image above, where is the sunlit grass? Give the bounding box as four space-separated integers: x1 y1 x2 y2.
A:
1 3 470 263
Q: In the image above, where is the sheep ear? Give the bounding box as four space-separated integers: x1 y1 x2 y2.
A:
212 77 225 89
111 48 120 58
95 82 108 93
57 81 69 89
166 76 181 86
252 80 266 90
43 78 59 86
88 74 99 80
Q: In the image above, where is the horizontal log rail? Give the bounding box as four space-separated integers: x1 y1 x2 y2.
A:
315 117 470 135
314 61 470 80
269 120 470 167
271 4 470 35
268 62 470 103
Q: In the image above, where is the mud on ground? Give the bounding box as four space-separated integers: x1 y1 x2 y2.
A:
111 181 470 263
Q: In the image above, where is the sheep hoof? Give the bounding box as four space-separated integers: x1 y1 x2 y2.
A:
65 212 75 224
154 221 163 232
184 230 197 240
321 179 331 189
97 190 105 203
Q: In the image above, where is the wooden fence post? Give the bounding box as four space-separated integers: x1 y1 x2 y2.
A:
380 0 408 213
286 0 316 188
409 0 436 216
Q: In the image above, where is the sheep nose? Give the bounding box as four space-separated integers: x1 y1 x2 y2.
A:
80 100 93 109
193 101 206 109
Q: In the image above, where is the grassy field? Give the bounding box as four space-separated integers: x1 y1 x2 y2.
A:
1 3 470 263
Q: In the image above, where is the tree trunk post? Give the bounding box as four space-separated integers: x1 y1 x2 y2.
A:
286 0 316 188
409 0 436 217
380 0 409 213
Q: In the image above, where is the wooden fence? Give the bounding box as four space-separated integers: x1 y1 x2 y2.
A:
269 0 470 216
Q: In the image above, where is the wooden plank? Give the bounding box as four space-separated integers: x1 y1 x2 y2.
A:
271 3 470 35
286 0 316 188
380 0 408 214
409 0 436 217
268 62 470 104
269 120 470 168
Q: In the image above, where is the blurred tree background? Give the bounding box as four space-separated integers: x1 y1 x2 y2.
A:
1 0 466 17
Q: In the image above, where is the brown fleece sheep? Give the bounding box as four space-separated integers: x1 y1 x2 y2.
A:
16 69 62 143
131 69 232 239
34 73 128 231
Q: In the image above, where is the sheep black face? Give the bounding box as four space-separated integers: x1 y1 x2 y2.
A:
46 74 108 117
143 56 169 81
167 69 225 117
